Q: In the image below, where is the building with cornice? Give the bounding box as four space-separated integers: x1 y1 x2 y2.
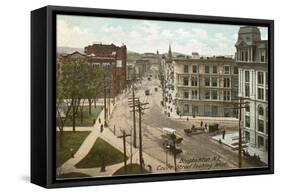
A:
235 26 268 162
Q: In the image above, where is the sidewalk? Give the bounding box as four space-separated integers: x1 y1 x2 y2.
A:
212 132 268 164
59 93 170 177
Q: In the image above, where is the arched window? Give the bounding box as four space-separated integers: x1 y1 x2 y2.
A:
258 105 264 116
245 104 250 112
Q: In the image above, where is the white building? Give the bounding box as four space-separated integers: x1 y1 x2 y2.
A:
235 26 268 163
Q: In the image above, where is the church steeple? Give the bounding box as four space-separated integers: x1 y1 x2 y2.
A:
168 42 172 58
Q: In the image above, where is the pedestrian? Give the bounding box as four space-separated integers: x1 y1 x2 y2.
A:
180 114 182 119
205 123 208 130
186 117 189 121
92 118 96 126
114 125 116 135
222 129 226 139
98 118 101 124
192 124 195 131
200 121 203 128
100 124 104 133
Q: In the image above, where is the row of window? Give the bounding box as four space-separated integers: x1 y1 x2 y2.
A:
181 76 232 88
183 64 238 74
244 71 268 86
244 105 268 134
244 84 268 101
181 90 231 101
182 104 236 117
244 131 267 150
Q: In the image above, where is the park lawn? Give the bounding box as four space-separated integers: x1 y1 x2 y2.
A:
113 163 149 176
75 137 127 168
57 172 91 179
56 131 90 167
64 105 103 127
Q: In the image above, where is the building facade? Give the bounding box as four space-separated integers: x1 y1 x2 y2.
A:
84 43 127 92
173 54 239 117
58 47 125 98
135 52 161 78
235 27 268 155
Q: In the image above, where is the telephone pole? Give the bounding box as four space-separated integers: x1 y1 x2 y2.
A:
127 68 139 148
103 68 112 127
118 129 131 174
134 100 149 172
233 97 249 168
103 72 107 127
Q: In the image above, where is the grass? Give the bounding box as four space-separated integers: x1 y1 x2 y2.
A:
57 172 91 179
76 137 127 168
64 105 103 127
113 163 149 176
56 131 90 167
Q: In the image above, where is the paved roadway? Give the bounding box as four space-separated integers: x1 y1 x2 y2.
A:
108 77 265 172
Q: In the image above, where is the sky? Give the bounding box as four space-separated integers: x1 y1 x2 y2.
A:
57 15 268 56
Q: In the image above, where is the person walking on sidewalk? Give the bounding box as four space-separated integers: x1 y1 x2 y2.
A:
100 124 104 133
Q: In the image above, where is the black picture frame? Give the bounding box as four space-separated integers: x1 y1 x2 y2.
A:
31 5 274 188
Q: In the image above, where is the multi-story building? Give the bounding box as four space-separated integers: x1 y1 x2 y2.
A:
173 53 239 117
84 43 127 92
58 43 127 98
135 51 161 78
235 26 268 160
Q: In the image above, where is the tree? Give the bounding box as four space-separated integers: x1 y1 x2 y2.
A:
57 59 85 132
85 66 103 115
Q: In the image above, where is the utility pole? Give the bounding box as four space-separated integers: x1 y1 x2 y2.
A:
127 68 139 148
108 86 111 118
138 100 143 172
103 72 107 127
118 129 131 174
103 67 112 127
233 97 249 168
238 97 242 168
129 99 149 172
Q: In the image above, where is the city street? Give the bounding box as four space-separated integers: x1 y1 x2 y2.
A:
108 77 264 172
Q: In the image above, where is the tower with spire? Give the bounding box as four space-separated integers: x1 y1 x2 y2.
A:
168 42 172 59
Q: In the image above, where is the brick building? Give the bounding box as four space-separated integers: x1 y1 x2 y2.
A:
58 43 127 97
84 43 127 92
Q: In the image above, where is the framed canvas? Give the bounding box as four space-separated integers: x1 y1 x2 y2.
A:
31 5 274 188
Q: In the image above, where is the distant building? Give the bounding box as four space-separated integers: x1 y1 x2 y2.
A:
173 54 239 117
135 51 161 78
235 26 268 161
58 43 127 97
84 43 127 92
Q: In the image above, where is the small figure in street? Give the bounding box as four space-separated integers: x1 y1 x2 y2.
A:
200 121 203 128
205 123 208 130
92 118 96 126
98 118 101 124
186 117 189 121
70 148 74 158
147 164 152 173
193 114 195 118
114 125 116 135
100 124 104 133
222 129 226 139
180 114 182 119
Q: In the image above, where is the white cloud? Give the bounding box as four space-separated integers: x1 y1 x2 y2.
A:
191 28 208 39
57 17 240 55
176 28 190 38
57 20 94 48
161 30 173 38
